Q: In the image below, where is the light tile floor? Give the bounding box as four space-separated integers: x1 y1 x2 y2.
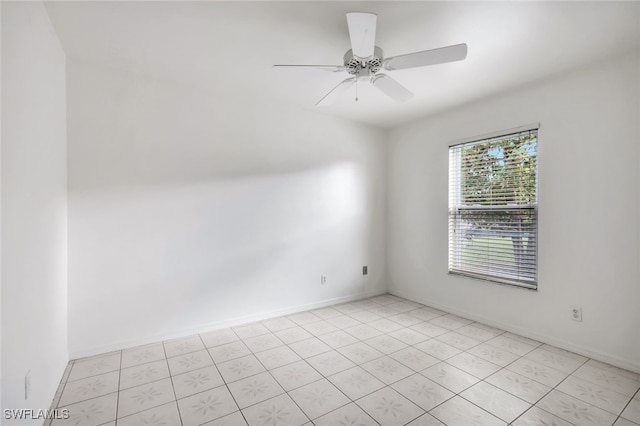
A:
48 294 640 426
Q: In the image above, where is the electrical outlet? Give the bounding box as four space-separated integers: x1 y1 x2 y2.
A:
570 306 582 322
362 266 368 275
25 370 31 400
320 275 327 285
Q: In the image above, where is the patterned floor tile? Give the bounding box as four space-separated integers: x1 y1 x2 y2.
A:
536 389 617 426
121 343 166 368
328 366 386 400
116 401 181 426
486 334 536 356
485 368 551 404
117 377 175 418
202 410 248 425
421 363 479 393
262 316 297 332
388 313 424 327
333 303 363 315
241 394 308 426
389 347 439 372
436 331 482 351
227 371 285 409
167 349 214 376
364 335 408 355
456 324 503 342
406 413 446 425
200 328 240 348
388 329 430 346
414 339 461 361
163 335 204 358
53 393 118 426
512 406 573 426
172 365 224 399
254 345 301 370
391 373 454 411
445 352 501 379
274 327 313 344
573 363 640 396
524 347 586 374
557 374 631 414
233 323 271 340
309 307 342 320
621 398 640 424
615 418 640 426
338 342 385 364
58 371 119 406
317 330 358 349
356 386 425 426
288 378 350 420
461 381 531 423
287 311 322 326
361 356 414 385
306 350 355 376
313 402 378 426
468 343 521 367
177 385 238 426
51 294 640 426
369 318 405 333
506 358 569 388
409 323 448 338
349 310 383 323
216 354 266 383
242 333 284 353
119 359 170 390
302 321 339 336
430 395 506 426
344 324 384 340
288 337 331 358
428 314 472 331
326 315 362 329
208 341 252 363
270 360 323 391
68 353 121 381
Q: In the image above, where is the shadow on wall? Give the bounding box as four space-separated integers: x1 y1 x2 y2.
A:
68 161 383 353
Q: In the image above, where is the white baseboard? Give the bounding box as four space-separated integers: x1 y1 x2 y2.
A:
388 288 640 374
69 288 388 359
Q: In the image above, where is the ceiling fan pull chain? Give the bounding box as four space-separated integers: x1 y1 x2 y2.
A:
355 79 359 102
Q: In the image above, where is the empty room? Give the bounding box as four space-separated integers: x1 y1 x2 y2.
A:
2 1 639 425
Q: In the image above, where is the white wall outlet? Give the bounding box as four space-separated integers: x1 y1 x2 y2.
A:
570 306 583 322
320 275 327 285
25 370 31 400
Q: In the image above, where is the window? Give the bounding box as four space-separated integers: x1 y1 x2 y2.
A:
448 126 538 289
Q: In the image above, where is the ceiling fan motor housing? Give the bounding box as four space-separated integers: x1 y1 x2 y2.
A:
344 46 384 77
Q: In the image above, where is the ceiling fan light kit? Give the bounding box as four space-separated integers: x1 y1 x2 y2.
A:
274 12 468 106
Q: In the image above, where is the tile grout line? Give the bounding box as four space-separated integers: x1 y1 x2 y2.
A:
196 330 250 425
62 294 639 426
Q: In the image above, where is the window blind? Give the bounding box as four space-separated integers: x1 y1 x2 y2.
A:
448 128 538 289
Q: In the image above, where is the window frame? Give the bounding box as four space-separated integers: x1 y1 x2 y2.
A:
448 124 539 290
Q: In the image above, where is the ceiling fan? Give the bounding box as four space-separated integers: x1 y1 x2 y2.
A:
274 12 467 106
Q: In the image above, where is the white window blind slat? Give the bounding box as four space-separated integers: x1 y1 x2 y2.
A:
448 128 538 288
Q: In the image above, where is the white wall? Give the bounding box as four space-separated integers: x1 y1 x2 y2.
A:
388 52 640 372
1 1 68 421
67 61 387 357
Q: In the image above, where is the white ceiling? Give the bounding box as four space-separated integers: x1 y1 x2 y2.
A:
45 1 640 129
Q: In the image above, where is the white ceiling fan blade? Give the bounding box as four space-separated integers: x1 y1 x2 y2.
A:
383 43 468 71
273 65 346 73
346 12 377 59
316 77 356 106
371 74 413 102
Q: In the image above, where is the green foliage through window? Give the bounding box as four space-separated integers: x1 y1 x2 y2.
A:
449 129 538 288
